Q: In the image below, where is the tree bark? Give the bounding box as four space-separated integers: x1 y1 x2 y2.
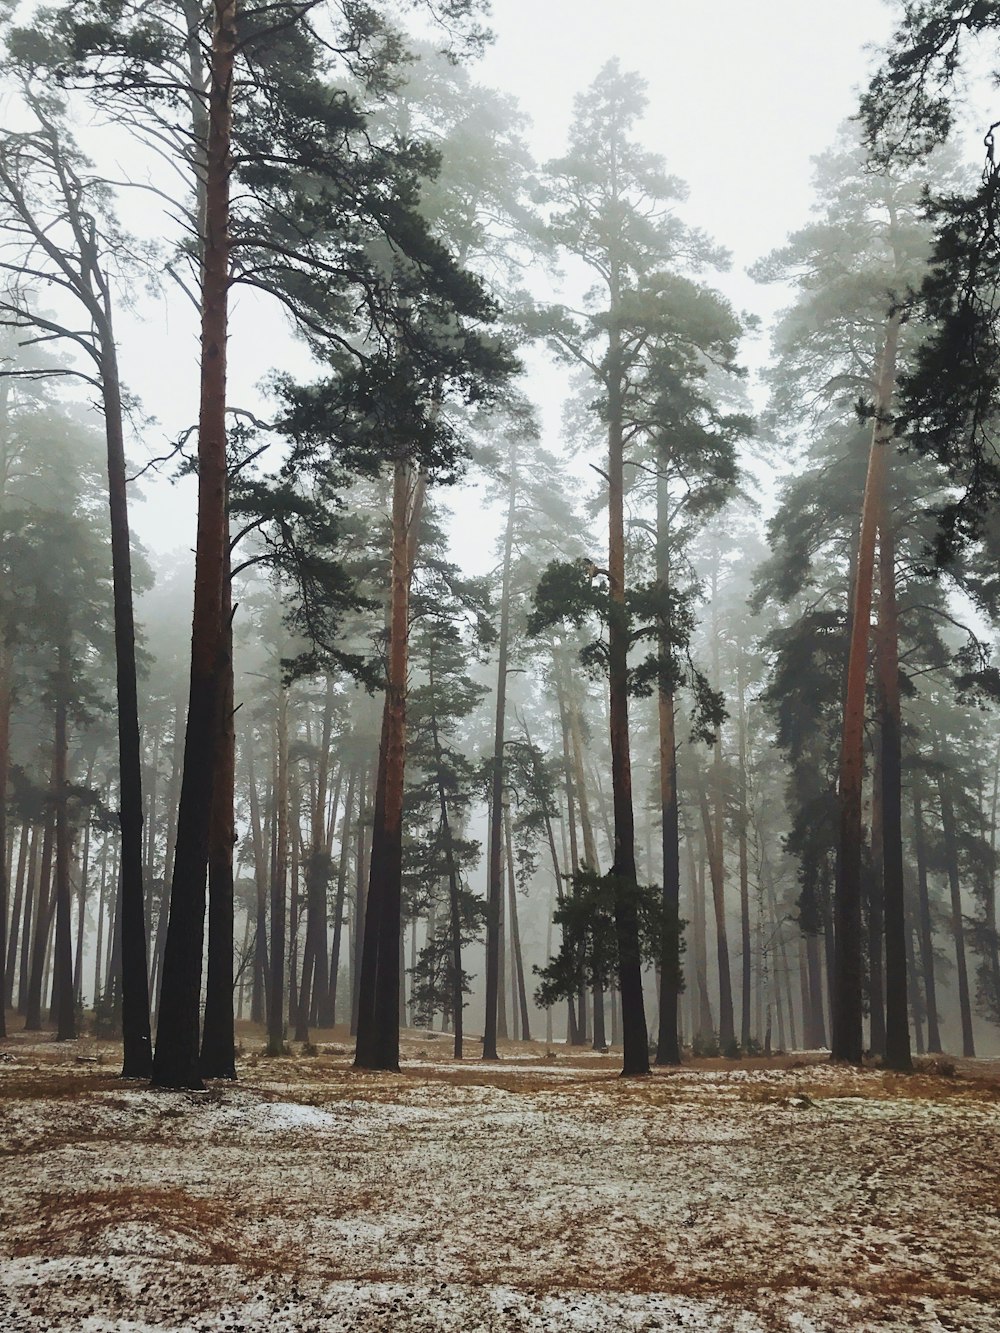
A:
355 460 421 1071
267 690 289 1056
655 674 681 1064
0 650 9 1039
503 797 531 1042
833 313 900 1064
483 442 517 1060
606 312 648 1075
152 0 237 1090
200 561 236 1079
328 765 356 1028
876 499 911 1070
937 769 975 1058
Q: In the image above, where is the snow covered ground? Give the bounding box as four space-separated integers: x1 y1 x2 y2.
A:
2 1032 1000 1330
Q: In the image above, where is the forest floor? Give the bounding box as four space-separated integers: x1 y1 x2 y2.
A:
2 1026 1000 1332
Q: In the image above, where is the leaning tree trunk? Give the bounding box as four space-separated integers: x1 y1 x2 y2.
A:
606 313 649 1076
876 494 911 1071
98 332 152 1075
152 0 237 1090
832 312 900 1065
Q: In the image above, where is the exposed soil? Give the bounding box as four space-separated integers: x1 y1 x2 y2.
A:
2 1026 999 1330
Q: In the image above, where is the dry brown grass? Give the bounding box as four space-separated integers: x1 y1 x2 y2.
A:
10 1187 242 1265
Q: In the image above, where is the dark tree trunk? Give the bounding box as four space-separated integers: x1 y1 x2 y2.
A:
200 563 236 1080
99 339 153 1075
53 679 75 1041
350 762 371 1037
267 691 289 1056
152 0 237 1090
356 462 423 1071
736 645 752 1051
937 769 976 1058
24 777 56 1030
653 573 688 1071
247 740 269 1026
606 315 648 1076
697 771 736 1049
868 732 886 1058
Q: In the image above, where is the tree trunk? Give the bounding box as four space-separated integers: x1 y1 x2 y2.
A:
267 690 289 1056
328 765 357 1028
697 770 736 1049
150 695 184 1023
554 662 584 1044
200 560 237 1079
97 333 152 1074
0 651 9 1039
655 676 681 1064
833 314 900 1064
876 501 911 1071
736 645 752 1051
937 769 976 1058
152 0 237 1090
5 820 29 1010
604 289 649 1074
504 798 531 1042
355 459 417 1071
24 773 56 1031
483 443 517 1061
53 676 75 1041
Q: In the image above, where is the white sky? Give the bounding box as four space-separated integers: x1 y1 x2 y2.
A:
121 0 902 571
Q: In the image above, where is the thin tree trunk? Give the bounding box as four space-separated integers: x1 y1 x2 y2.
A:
53 675 75 1041
267 691 289 1056
24 774 56 1031
328 766 357 1028
937 769 976 1058
697 770 736 1048
5 820 29 1009
0 653 9 1039
736 644 752 1051
504 798 531 1042
74 797 92 1004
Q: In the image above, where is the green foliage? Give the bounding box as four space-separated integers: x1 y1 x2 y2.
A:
533 867 666 1008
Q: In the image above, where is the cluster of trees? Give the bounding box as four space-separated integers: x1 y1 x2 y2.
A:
3 0 1000 1088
